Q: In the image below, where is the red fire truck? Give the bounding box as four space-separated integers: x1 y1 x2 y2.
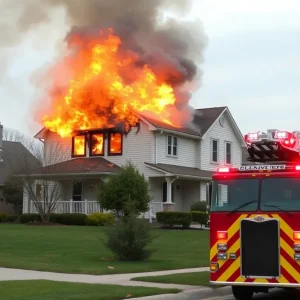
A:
207 129 300 300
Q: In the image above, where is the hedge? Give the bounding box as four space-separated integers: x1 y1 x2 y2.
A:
19 213 115 226
156 212 192 228
191 211 209 227
0 213 19 223
87 212 115 226
190 201 207 212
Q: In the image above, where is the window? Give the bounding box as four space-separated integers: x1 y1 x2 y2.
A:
167 136 177 156
108 132 123 155
260 177 300 211
211 139 219 162
90 133 104 156
72 181 83 201
211 178 259 212
72 135 86 157
225 142 232 165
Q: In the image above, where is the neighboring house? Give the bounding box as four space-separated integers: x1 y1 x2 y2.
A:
23 106 247 216
0 123 41 213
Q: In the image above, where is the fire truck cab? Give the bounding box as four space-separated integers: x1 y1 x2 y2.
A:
207 129 300 300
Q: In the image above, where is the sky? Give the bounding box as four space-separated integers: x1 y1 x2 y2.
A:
1 0 300 137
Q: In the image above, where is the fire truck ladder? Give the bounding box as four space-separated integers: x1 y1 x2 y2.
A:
244 129 300 163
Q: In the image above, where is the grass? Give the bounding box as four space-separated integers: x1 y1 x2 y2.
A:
0 280 180 300
0 224 209 275
132 271 210 286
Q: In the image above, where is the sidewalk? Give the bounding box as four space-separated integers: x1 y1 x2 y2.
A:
0 266 209 290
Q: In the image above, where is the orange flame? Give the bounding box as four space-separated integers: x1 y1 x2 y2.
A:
109 133 122 154
91 133 104 155
41 28 184 138
73 135 85 156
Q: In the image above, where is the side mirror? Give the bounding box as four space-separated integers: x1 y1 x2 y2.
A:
206 181 212 211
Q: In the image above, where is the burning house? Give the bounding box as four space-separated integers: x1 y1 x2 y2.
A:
20 0 246 215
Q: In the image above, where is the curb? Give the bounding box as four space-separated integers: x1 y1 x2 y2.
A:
127 286 232 300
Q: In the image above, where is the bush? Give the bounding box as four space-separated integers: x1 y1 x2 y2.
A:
56 213 88 225
156 212 192 228
98 161 150 218
20 213 41 223
105 214 153 261
5 214 18 223
0 213 8 222
191 211 209 227
87 212 115 226
190 201 207 212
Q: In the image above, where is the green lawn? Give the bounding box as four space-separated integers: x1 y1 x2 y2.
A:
0 280 180 300
132 271 210 286
0 224 209 274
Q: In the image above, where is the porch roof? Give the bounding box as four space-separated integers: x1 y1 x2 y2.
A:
24 157 121 177
145 162 213 180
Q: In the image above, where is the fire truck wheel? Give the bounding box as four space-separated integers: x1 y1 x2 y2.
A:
232 286 254 300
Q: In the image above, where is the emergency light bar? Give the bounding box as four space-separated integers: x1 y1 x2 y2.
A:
244 129 300 163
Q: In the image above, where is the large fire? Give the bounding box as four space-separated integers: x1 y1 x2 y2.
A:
41 28 184 138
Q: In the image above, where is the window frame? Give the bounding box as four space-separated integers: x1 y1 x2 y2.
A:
71 134 86 158
108 132 123 156
89 132 105 157
167 135 178 157
211 138 219 163
225 141 232 165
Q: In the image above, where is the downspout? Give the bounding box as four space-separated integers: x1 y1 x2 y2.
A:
155 130 163 164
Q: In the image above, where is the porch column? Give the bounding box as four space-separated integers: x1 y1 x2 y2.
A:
163 176 177 212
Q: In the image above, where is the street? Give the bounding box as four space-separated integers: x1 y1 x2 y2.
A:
222 288 300 300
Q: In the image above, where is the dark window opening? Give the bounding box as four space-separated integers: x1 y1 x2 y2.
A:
212 139 218 162
167 136 177 156
226 142 231 164
72 181 82 201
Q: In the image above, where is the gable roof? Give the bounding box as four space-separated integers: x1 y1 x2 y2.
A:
34 106 227 139
23 157 121 178
0 141 41 185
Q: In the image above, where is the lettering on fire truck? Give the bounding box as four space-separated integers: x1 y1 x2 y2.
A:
238 164 286 171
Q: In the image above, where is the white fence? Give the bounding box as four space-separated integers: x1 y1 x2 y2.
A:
29 200 101 215
29 200 164 218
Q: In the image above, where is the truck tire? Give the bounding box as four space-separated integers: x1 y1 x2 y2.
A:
232 286 254 300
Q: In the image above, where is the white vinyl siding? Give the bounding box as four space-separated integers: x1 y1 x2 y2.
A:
201 110 243 171
156 134 197 168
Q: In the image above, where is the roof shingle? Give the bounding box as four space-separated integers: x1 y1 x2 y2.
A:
145 162 213 179
29 157 121 176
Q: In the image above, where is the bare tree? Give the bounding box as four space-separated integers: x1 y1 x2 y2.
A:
4 128 68 222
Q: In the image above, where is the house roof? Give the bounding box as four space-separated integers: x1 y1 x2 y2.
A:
137 106 227 137
26 157 121 177
145 162 213 179
0 141 41 185
34 106 228 139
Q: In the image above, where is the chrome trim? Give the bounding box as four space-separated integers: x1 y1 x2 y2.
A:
210 280 300 288
217 252 227 260
217 243 228 251
294 244 300 251
294 254 300 260
240 216 281 279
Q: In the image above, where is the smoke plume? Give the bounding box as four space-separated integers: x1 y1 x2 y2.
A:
2 0 208 130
